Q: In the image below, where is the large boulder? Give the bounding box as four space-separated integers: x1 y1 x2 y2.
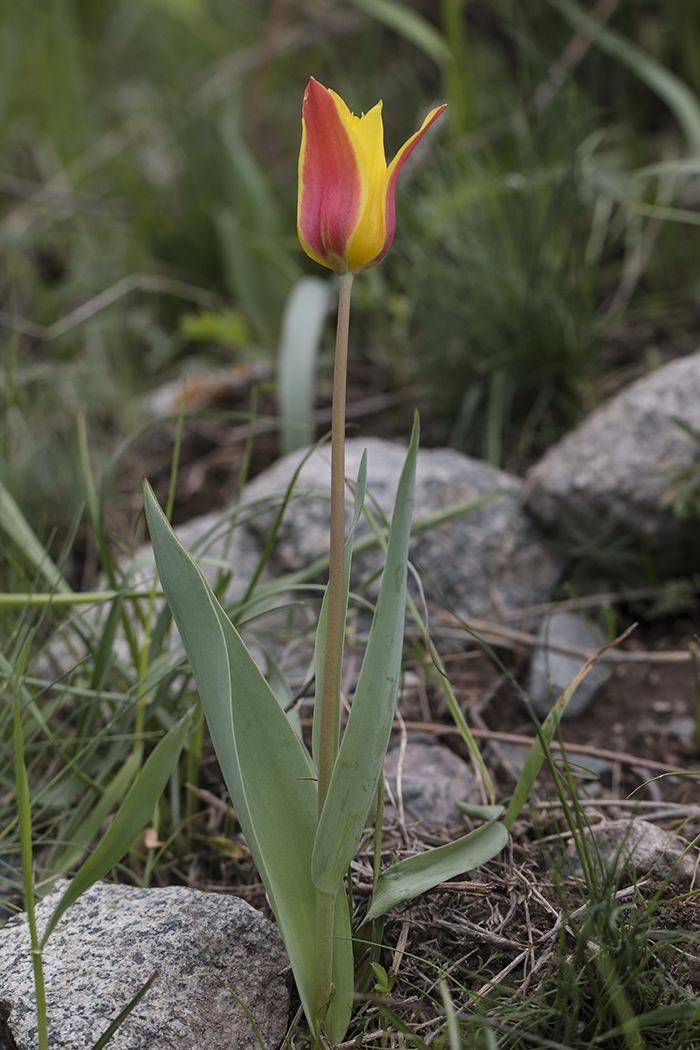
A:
241 438 562 620
41 439 563 687
0 881 289 1050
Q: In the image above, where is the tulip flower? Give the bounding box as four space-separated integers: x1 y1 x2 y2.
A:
297 77 446 274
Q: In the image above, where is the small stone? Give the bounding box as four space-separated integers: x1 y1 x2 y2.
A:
0 881 289 1050
667 716 697 743
527 610 611 719
567 818 699 888
383 742 481 828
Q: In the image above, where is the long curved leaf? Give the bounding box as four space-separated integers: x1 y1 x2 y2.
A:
143 483 327 1036
312 415 419 894
365 821 508 923
278 276 332 454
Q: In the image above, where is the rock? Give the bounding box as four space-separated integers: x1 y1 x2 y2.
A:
141 362 272 419
38 507 267 684
383 741 482 827
527 351 700 545
241 438 562 620
42 439 563 683
175 506 268 599
0 881 289 1050
527 611 611 719
567 818 699 888
668 716 697 743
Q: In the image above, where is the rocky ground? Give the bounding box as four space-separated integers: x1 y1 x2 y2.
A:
4 350 700 1048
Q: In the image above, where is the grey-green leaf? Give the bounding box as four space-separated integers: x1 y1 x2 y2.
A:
312 416 419 894
278 276 332 455
455 802 505 821
364 821 509 923
143 482 338 1038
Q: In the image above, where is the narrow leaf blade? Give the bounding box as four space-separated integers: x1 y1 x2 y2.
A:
278 276 331 454
312 417 419 893
143 482 323 1034
41 710 192 947
365 821 508 923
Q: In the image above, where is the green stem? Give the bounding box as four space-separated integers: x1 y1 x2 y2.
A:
317 272 354 816
315 888 337 1035
13 661 49 1050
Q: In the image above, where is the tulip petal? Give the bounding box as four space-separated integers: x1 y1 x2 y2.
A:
353 103 447 273
345 101 389 274
297 78 364 274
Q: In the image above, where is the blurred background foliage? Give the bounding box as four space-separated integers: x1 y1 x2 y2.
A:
1 0 699 559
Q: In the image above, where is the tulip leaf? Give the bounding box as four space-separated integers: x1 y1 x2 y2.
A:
143 482 326 1036
313 451 368 769
40 708 192 947
455 802 505 821
312 415 419 894
364 821 509 923
328 886 354 1044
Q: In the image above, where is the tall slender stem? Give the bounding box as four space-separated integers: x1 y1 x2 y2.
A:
317 271 354 816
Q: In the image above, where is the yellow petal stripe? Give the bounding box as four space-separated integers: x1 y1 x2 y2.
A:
297 78 445 275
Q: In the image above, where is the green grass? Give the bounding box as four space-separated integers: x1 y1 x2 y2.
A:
2 1 700 1045
0 0 699 532
2 453 700 1047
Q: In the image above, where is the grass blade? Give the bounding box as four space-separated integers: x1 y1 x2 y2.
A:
349 0 449 69
0 477 70 594
40 709 192 947
548 0 700 153
89 971 159 1050
12 641 49 1050
503 626 635 830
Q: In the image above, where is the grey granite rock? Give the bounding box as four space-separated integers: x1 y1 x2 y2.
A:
527 351 700 543
567 818 699 888
241 438 562 620
383 742 482 827
0 881 289 1050
41 439 563 684
527 611 611 719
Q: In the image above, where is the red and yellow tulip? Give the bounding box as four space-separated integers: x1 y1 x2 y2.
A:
297 78 446 275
